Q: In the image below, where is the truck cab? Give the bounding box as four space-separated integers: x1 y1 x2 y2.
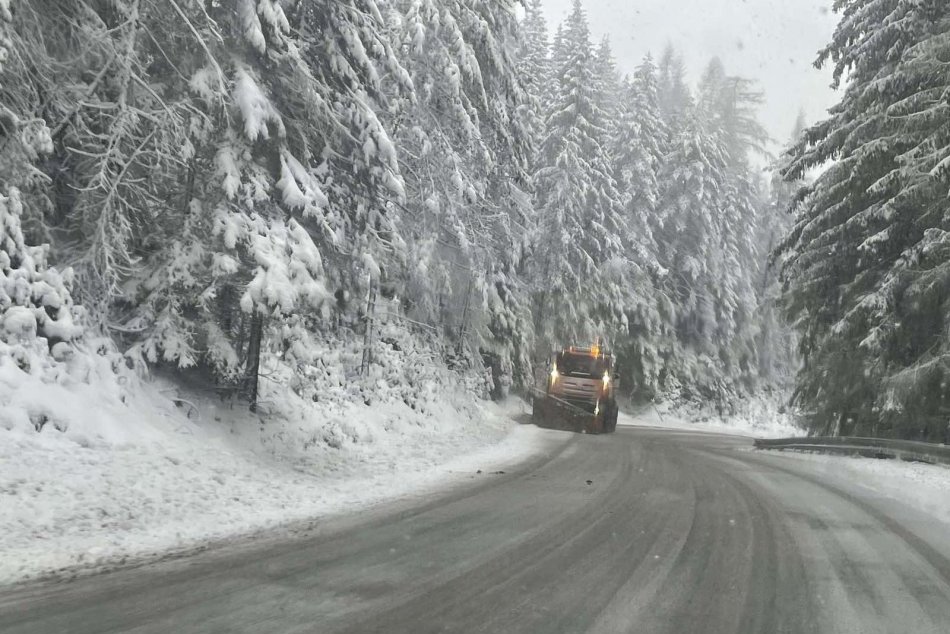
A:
536 344 618 433
549 346 613 404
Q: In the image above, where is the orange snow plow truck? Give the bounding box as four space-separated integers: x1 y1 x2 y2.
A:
531 343 618 434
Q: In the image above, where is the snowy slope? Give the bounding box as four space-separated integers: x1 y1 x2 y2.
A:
0 380 549 586
620 394 803 439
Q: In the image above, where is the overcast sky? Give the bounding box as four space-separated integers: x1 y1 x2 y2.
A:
537 0 841 150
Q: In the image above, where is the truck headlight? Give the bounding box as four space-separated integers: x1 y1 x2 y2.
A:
602 372 610 387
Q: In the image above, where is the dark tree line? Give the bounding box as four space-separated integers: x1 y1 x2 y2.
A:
781 0 950 441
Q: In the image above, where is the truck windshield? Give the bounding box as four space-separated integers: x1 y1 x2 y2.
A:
558 353 608 378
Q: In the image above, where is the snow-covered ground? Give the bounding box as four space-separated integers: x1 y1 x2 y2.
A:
623 399 950 530
0 378 551 587
620 394 803 439
768 451 950 528
6 375 950 592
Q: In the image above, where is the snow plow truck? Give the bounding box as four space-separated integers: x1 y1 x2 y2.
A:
531 344 618 434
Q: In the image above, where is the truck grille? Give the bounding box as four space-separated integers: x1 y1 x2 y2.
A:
553 377 600 403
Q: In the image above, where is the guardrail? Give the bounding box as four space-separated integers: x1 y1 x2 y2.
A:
753 436 950 466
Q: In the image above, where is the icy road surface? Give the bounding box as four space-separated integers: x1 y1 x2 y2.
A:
3 426 950 633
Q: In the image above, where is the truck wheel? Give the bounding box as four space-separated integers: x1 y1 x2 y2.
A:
606 404 618 433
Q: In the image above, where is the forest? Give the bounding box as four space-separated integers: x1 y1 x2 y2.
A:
1 0 948 441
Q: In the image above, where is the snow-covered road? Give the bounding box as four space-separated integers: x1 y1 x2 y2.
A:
6 385 950 595
3 426 950 634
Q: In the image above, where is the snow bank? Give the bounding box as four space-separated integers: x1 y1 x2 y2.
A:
621 392 803 438
0 376 547 587
773 452 950 528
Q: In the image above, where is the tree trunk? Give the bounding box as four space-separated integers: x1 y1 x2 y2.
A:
360 281 377 376
244 311 264 413
456 277 474 355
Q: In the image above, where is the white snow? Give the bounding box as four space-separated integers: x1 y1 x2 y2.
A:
625 396 950 529
237 0 267 54
1 305 36 340
0 379 549 586
771 451 950 528
620 394 803 439
232 67 284 141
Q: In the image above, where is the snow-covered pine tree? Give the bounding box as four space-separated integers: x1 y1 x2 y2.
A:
593 37 621 137
469 0 538 392
695 59 766 397
383 0 535 392
546 23 568 115
602 60 670 396
653 53 769 407
531 0 626 352
714 175 761 396
517 0 551 155
697 58 769 170
483 264 535 396
1 188 85 384
656 113 731 401
111 1 408 407
1 26 128 429
2 1 208 316
781 0 950 439
0 20 81 374
755 114 803 386
512 0 551 353
652 52 766 407
167 1 336 406
696 57 728 120
288 0 412 293
657 45 692 142
629 55 668 212
3 0 540 409
612 57 667 263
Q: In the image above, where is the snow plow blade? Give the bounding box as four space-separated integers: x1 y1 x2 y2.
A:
530 388 611 434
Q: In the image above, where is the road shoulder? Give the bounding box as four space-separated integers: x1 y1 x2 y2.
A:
0 394 563 588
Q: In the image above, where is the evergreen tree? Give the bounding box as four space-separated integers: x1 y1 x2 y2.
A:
757 114 805 385
384 0 534 390
613 56 666 261
546 24 569 114
781 0 950 439
657 44 692 140
517 0 551 154
697 57 769 168
593 37 621 134
532 0 625 349
653 57 770 407
607 58 670 396
4 1 414 408
656 115 731 398
0 21 126 408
